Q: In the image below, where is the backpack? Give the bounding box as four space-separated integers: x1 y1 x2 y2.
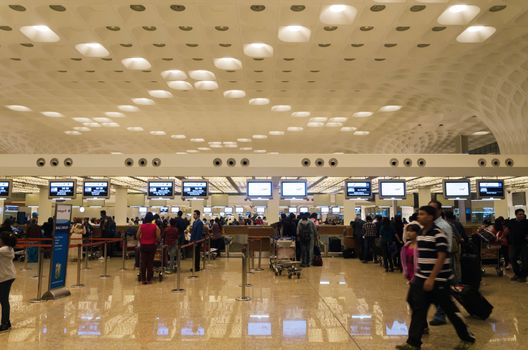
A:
299 221 312 243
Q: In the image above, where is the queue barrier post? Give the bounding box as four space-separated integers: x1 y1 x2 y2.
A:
21 247 31 271
30 247 46 303
188 241 198 279
202 239 206 271
255 238 264 272
171 244 185 293
120 234 127 271
72 244 85 288
247 242 255 274
236 246 251 301
32 246 45 279
100 242 111 279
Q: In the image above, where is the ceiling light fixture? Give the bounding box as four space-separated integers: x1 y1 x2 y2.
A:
75 43 110 57
329 117 347 122
456 26 496 43
326 122 343 127
291 111 311 118
237 138 252 143
240 147 253 151
271 105 291 112
243 43 274 58
102 122 120 128
150 131 166 136
287 126 303 132
379 105 402 112
340 126 357 132
278 25 311 42
167 81 193 90
252 134 268 139
5 105 31 112
188 70 216 81
132 98 155 105
121 57 151 70
73 127 91 132
41 111 63 118
438 5 480 25
353 111 373 118
84 122 101 128
269 131 285 136
472 131 490 136
104 112 126 118
190 138 205 142
320 4 357 25
148 90 173 98
73 117 92 123
117 105 139 112
354 130 370 136
194 81 219 90
254 150 266 153
20 25 60 42
223 90 246 99
214 57 243 70
161 69 188 80
127 126 144 132
93 117 112 123
171 134 186 139
64 130 81 136
310 117 328 122
249 98 270 106
307 122 324 128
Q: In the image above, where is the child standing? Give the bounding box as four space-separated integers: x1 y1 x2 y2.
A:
401 224 420 283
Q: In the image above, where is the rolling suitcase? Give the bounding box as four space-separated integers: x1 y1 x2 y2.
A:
329 237 342 252
451 285 493 320
461 253 481 290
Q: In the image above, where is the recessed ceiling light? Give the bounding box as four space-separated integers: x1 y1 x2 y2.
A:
290 5 306 12
254 149 267 153
127 126 144 132
340 127 357 132
271 105 291 112
188 70 216 81
269 130 285 136
130 4 146 11
320 4 357 25
250 5 266 12
456 26 496 43
150 130 166 136
191 138 205 142
93 117 112 123
20 25 60 42
214 57 243 70
102 122 120 128
249 98 270 106
310 117 328 122
329 117 347 122
171 134 186 139
223 90 246 99
148 90 173 98
132 98 155 105
161 70 188 80
73 117 92 123
167 81 193 90
287 126 304 132
210 144 223 148
65 130 81 136
379 105 402 112
278 25 311 42
438 5 480 25
170 4 186 11
472 131 490 136
110 152 123 155
354 130 370 136
186 150 199 153
291 111 311 118
41 111 63 118
307 122 324 128
121 57 151 70
117 105 139 112
243 43 274 58
224 144 238 148
240 147 253 151
194 81 219 90
75 43 110 57
104 112 126 118
73 127 91 132
326 122 343 127
5 105 31 112
252 134 268 139
353 111 373 118
237 138 252 143
197 147 211 151
84 122 102 128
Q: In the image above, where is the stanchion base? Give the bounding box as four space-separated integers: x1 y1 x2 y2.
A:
171 288 185 293
187 275 199 279
248 270 255 274
42 288 71 300
30 298 46 304
99 275 111 279
236 296 251 301
71 284 85 288
239 284 253 287
254 268 264 272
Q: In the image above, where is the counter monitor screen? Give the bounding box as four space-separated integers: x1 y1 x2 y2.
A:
378 180 406 200
182 181 208 199
204 207 212 214
49 180 76 199
299 207 309 213
256 206 265 214
147 180 175 199
320 206 329 214
288 207 297 214
0 180 11 198
443 180 471 200
235 207 244 214
225 207 233 214
332 207 341 214
281 181 307 199
83 180 110 199
247 180 273 199
345 180 372 199
477 180 505 199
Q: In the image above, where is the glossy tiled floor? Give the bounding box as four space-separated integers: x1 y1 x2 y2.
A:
0 255 524 350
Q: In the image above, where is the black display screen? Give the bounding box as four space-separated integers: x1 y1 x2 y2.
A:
478 180 505 199
182 181 208 198
49 180 76 198
83 181 109 198
148 181 174 198
0 180 11 197
345 181 372 198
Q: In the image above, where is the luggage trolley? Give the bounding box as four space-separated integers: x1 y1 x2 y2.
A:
269 238 302 279
477 227 504 277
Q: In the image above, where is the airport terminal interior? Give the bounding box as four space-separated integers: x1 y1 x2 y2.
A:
1 1 528 349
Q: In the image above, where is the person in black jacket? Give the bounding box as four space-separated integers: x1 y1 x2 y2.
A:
508 209 528 283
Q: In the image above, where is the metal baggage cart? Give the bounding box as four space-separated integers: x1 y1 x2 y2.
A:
269 237 301 279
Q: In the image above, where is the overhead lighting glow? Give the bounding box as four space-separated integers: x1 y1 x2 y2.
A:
148 90 173 98
197 147 211 151
127 126 144 132
243 43 274 58
191 138 205 142
73 127 91 132
93 117 112 123
161 69 188 80
41 111 63 118
132 98 155 105
187 150 199 153
64 130 81 136
121 57 151 70
189 70 216 81
254 150 266 153
252 134 268 139
379 105 402 112
20 25 60 42
320 5 357 25
171 134 186 139
353 111 373 118
118 105 139 112
224 144 238 148
102 122 120 128
310 117 328 122
105 112 125 118
167 81 193 90
75 43 110 57
210 144 223 148
340 126 357 132
240 147 253 151
329 117 348 122
84 122 101 128
269 131 285 136
223 90 246 99
438 5 480 25
73 117 92 123
5 105 31 112
271 105 292 112
150 130 166 136
214 57 243 70
456 26 496 43
291 111 311 118
249 98 270 106
354 130 370 136
307 122 324 128
326 122 343 127
472 131 490 136
287 126 304 132
194 81 219 90
237 138 252 143
278 25 311 42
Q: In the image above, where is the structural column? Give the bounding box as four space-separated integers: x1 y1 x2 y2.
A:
418 187 432 207
114 186 128 226
191 200 205 218
266 187 280 224
38 186 53 225
343 199 356 225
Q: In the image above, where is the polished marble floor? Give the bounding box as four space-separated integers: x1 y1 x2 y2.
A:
0 255 524 350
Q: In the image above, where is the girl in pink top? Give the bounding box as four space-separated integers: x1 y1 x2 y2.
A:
400 224 421 283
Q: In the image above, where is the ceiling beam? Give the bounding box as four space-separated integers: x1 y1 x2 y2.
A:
227 176 241 194
308 176 327 190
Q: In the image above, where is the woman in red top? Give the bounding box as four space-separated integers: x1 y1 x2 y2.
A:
137 212 160 284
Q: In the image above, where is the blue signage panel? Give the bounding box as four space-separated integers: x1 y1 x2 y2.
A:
48 204 72 290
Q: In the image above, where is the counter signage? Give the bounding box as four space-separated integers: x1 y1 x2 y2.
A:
182 181 208 198
0 180 11 198
49 180 76 199
83 181 110 198
48 204 72 290
148 181 175 199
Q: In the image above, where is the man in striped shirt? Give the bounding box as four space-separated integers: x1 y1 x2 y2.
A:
396 206 475 350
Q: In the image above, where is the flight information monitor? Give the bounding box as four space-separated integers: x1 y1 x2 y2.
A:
224 207 233 214
299 207 309 213
147 180 175 199
83 180 110 199
235 207 244 214
281 180 307 199
247 180 273 199
345 180 372 199
0 180 11 198
320 206 329 214
477 180 505 199
443 179 471 200
378 180 406 200
49 180 77 199
181 181 208 199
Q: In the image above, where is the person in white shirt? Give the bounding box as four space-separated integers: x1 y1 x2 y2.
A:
0 231 17 333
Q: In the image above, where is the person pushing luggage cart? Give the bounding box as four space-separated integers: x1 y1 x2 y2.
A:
137 212 161 284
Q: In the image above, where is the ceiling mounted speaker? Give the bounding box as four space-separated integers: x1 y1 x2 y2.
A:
389 158 399 167
478 158 487 167
152 158 161 167
417 158 426 167
125 158 134 167
505 158 514 167
491 158 500 167
403 158 412 167
241 158 250 167
64 158 73 167
213 158 222 167
138 158 147 167
36 158 46 167
315 158 324 167
329 158 338 167
227 158 236 167
50 158 59 167
301 158 311 167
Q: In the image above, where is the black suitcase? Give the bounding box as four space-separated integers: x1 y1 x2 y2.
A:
451 285 493 320
329 237 342 252
461 253 481 290
343 248 356 259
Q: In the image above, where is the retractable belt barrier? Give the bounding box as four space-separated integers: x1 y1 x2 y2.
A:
237 245 251 302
